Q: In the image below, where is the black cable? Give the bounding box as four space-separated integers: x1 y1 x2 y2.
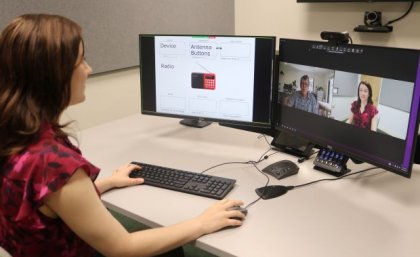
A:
384 1 415 26
198 134 279 211
257 133 272 146
244 162 271 209
198 143 274 209
347 35 353 44
257 147 273 163
201 136 381 209
200 138 276 174
251 166 380 204
291 166 380 189
311 150 319 158
266 150 281 159
200 160 257 174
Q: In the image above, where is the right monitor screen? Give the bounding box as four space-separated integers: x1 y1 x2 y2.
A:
276 38 420 177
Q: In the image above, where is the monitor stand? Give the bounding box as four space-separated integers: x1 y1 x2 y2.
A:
271 131 315 158
313 147 351 177
179 118 212 128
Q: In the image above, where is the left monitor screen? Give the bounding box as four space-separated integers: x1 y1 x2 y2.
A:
139 34 275 127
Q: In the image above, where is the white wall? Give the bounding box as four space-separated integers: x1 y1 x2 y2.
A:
331 96 355 121
62 68 140 129
377 104 409 139
66 0 420 129
235 0 420 49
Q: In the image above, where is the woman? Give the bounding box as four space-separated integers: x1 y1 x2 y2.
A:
0 14 245 257
347 81 379 131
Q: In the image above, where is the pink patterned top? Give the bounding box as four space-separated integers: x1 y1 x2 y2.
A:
0 124 100 257
350 101 379 129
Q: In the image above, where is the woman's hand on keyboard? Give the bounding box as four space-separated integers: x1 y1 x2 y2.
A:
95 163 144 193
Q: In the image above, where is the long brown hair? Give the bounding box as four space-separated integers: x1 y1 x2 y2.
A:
357 81 374 106
0 14 82 162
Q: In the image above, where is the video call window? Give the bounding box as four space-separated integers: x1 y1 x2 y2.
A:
278 62 414 140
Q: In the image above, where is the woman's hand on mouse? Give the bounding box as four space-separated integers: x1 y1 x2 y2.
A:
195 199 245 234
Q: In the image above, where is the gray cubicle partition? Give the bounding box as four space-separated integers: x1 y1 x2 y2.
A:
0 0 235 74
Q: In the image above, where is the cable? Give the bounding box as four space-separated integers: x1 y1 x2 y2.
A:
347 35 353 44
257 133 272 146
297 150 319 163
201 132 280 174
251 166 380 204
266 150 281 159
200 160 257 174
201 135 380 209
256 147 272 163
198 133 279 210
291 166 380 189
198 146 274 209
244 162 271 209
384 1 415 27
200 143 276 174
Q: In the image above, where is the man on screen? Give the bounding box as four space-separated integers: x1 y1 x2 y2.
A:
286 75 319 114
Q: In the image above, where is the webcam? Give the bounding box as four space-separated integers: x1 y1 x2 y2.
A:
364 11 382 27
354 10 392 33
320 31 351 45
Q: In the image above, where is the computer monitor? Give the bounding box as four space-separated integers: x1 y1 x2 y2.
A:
139 34 275 128
297 1 419 2
276 38 420 178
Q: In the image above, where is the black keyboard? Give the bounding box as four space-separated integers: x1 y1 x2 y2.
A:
129 162 236 200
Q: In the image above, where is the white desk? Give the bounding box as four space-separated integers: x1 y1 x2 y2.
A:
80 114 420 257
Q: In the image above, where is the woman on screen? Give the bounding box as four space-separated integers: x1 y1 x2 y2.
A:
347 81 379 131
0 14 245 257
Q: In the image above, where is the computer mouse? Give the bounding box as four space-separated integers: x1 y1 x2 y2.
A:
262 160 299 180
227 206 248 220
